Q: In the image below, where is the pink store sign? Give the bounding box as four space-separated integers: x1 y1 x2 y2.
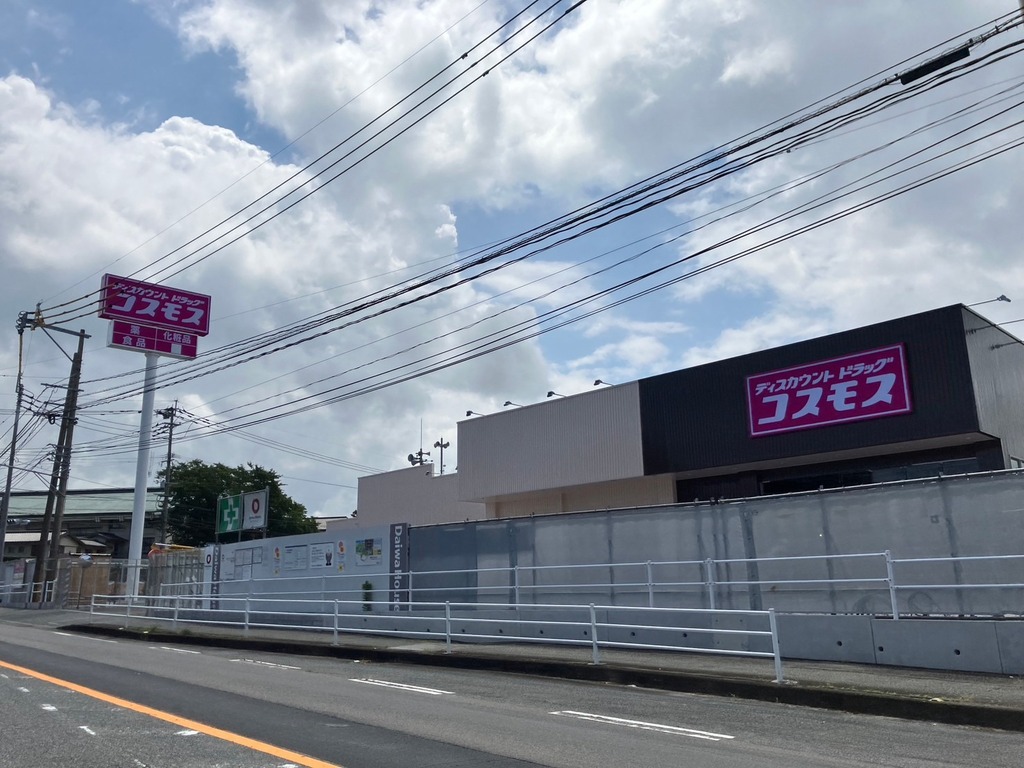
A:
108 320 199 360
746 344 912 437
99 274 211 336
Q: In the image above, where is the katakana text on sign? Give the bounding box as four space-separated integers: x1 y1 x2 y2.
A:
99 274 211 336
746 344 913 437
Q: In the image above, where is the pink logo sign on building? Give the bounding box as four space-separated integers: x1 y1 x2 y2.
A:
746 344 912 437
99 274 211 337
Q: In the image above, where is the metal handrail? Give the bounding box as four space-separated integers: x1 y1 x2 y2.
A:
89 593 785 682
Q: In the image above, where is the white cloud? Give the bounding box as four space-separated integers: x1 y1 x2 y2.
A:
1 0 1021 520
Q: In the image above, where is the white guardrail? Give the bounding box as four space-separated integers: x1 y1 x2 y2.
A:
90 594 785 683
0 579 58 606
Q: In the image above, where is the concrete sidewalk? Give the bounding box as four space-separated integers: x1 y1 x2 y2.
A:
3 607 1023 732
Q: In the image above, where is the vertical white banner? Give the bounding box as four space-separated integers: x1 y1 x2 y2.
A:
241 489 268 530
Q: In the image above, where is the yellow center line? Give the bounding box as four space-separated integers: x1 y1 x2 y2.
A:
0 658 343 768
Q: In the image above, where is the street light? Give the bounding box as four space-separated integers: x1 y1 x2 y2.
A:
594 379 614 387
967 295 1011 307
546 391 565 398
503 401 522 407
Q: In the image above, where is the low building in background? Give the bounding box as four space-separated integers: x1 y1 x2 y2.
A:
2 487 162 561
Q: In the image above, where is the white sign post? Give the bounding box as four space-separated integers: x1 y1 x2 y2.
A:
99 274 212 596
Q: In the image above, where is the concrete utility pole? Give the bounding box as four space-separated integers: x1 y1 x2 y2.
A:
156 402 179 544
33 326 87 603
44 329 86 594
0 311 31 586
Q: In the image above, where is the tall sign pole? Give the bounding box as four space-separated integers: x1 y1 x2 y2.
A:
98 274 211 597
126 352 159 597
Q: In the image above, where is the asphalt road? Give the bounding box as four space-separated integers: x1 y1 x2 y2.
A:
0 621 1020 768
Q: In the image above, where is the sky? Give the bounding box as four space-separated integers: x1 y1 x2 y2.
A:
1 0 1023 520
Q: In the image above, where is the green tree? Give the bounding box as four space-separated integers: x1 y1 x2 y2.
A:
160 459 318 547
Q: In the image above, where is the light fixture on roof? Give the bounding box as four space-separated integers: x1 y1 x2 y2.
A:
503 401 522 407
546 391 565 398
465 410 486 417
968 295 1011 307
593 379 614 387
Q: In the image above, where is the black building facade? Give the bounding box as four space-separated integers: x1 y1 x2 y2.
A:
638 305 1024 501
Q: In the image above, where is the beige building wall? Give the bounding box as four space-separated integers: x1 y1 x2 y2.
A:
341 464 487 531
458 383 645 502
488 474 676 519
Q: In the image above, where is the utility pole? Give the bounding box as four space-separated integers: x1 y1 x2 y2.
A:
44 328 86 595
32 326 87 603
156 402 179 544
0 311 31 586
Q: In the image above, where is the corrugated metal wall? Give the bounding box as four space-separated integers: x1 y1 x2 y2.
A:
962 305 1024 464
410 469 1024 615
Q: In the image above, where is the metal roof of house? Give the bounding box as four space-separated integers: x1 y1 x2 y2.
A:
5 488 162 518
4 532 42 543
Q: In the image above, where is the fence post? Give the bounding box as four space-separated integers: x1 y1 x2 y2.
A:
333 600 339 646
124 593 133 630
704 558 717 611
445 601 452 654
885 550 900 620
408 570 414 606
244 597 250 636
646 561 654 608
768 608 785 683
589 603 601 665
173 595 179 630
513 566 520 606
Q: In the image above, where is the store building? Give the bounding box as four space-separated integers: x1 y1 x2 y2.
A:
353 304 1024 525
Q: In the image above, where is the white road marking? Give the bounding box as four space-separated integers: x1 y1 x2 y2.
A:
79 726 97 736
550 711 735 742
154 646 201 654
41 704 58 711
17 686 30 693
231 658 301 670
75 635 119 644
176 729 199 736
53 631 75 637
349 678 453 696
